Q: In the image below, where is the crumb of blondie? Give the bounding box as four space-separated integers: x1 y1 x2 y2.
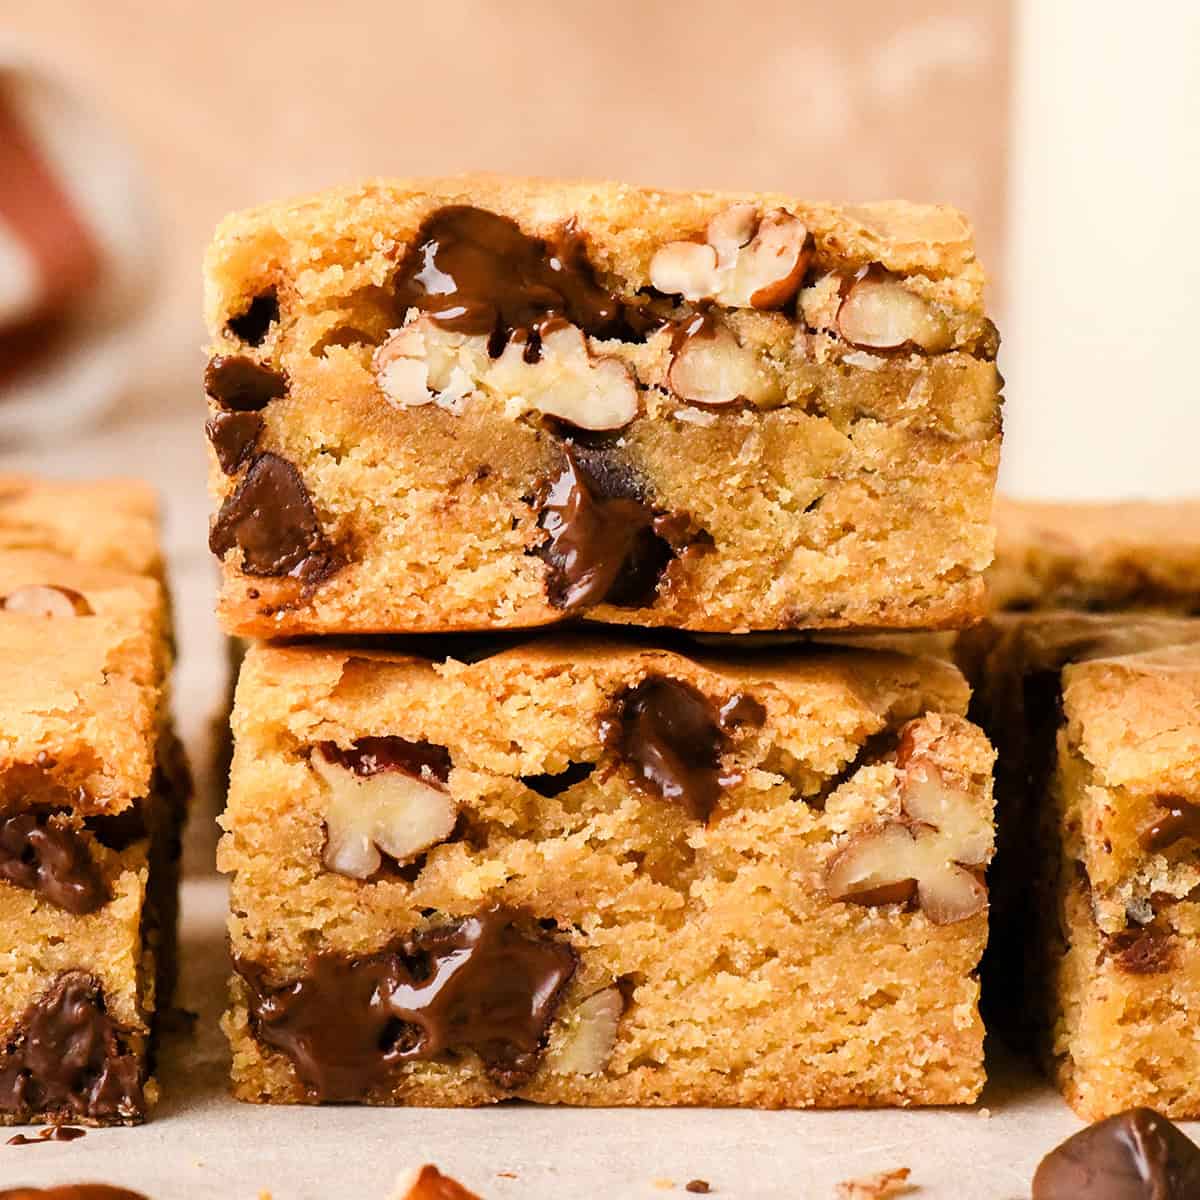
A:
834 1167 913 1199
392 1165 481 1200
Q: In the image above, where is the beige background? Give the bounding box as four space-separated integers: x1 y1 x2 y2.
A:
7 0 1010 416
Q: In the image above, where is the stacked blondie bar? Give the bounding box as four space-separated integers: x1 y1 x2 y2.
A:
204 176 1005 1109
0 478 188 1126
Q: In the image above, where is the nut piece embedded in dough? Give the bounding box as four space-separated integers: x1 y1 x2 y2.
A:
666 323 780 408
837 274 953 352
373 317 487 413
392 1165 481 1200
488 322 639 431
311 752 458 879
649 206 810 310
1 585 92 617
548 985 624 1075
825 748 989 925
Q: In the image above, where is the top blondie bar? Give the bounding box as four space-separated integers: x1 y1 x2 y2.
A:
204 175 1002 637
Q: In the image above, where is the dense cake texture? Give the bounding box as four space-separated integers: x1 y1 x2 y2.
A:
0 539 187 1126
972 614 1200 1120
220 638 996 1108
989 496 1200 614
204 175 1002 637
0 477 164 580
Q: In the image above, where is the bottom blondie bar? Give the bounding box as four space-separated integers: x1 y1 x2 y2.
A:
221 637 995 1107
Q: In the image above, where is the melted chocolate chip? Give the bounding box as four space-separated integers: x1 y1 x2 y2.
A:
535 445 695 613
1108 928 1175 975
238 909 576 1101
521 761 595 797
203 355 287 411
209 453 338 581
0 973 144 1122
602 677 727 822
1033 1107 1200 1199
392 206 650 351
205 410 264 475
717 693 766 732
319 736 451 785
1141 797 1200 852
1 585 92 617
0 1189 147 1200
7 1124 86 1145
0 813 106 915
226 291 279 346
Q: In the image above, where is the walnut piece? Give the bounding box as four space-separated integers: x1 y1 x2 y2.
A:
1 585 92 617
310 752 457 879
667 323 780 407
649 206 810 309
392 1165 481 1200
547 985 623 1075
374 317 638 431
835 1167 913 1199
826 749 989 926
837 274 953 353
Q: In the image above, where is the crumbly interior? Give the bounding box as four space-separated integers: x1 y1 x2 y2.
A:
988 496 1200 614
204 176 1001 636
220 639 995 1108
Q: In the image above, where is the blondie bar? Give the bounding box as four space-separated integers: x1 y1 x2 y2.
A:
0 547 187 1126
204 176 1001 637
220 637 995 1107
989 496 1200 614
973 613 1200 1119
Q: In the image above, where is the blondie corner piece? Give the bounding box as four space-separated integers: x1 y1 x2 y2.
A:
0 543 188 1126
220 637 995 1108
204 175 1002 637
973 613 1200 1120
988 496 1200 614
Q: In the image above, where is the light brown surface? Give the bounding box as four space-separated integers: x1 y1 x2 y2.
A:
221 638 995 1108
206 176 1001 636
988 495 1200 612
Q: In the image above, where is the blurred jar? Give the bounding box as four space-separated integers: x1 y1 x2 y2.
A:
0 41 157 442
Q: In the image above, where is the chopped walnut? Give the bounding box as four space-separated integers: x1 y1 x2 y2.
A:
547 985 624 1075
392 1165 481 1200
667 322 781 408
837 274 953 353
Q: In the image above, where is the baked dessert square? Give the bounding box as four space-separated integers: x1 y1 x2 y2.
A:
0 476 164 580
0 550 188 1126
988 496 1200 614
204 175 1002 637
972 613 1200 1119
220 637 996 1108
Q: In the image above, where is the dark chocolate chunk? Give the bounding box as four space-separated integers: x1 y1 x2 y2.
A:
522 760 595 798
237 908 576 1101
203 355 287 411
536 445 695 613
0 812 106 914
226 290 279 346
2 585 92 617
205 410 264 475
1107 928 1175 975
602 676 727 822
319 736 451 785
1032 1107 1200 1199
392 206 651 351
1141 797 1200 852
0 973 145 1123
208 453 337 581
0 1188 147 1200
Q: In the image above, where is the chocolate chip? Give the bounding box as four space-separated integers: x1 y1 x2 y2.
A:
226 291 279 346
209 453 338 581
1107 928 1175 975
237 908 576 1101
0 813 106 914
602 676 727 822
392 206 652 352
1 585 92 617
1141 797 1200 852
319 736 452 785
535 445 697 613
205 410 264 475
521 761 595 797
1033 1107 1200 1199
685 1182 712 1195
0 973 145 1123
204 355 287 411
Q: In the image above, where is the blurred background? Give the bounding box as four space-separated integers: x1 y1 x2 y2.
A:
1 0 1197 787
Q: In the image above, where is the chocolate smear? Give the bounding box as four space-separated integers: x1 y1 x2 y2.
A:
0 813 106 915
238 908 576 1101
205 410 264 475
1032 1107 1200 1199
